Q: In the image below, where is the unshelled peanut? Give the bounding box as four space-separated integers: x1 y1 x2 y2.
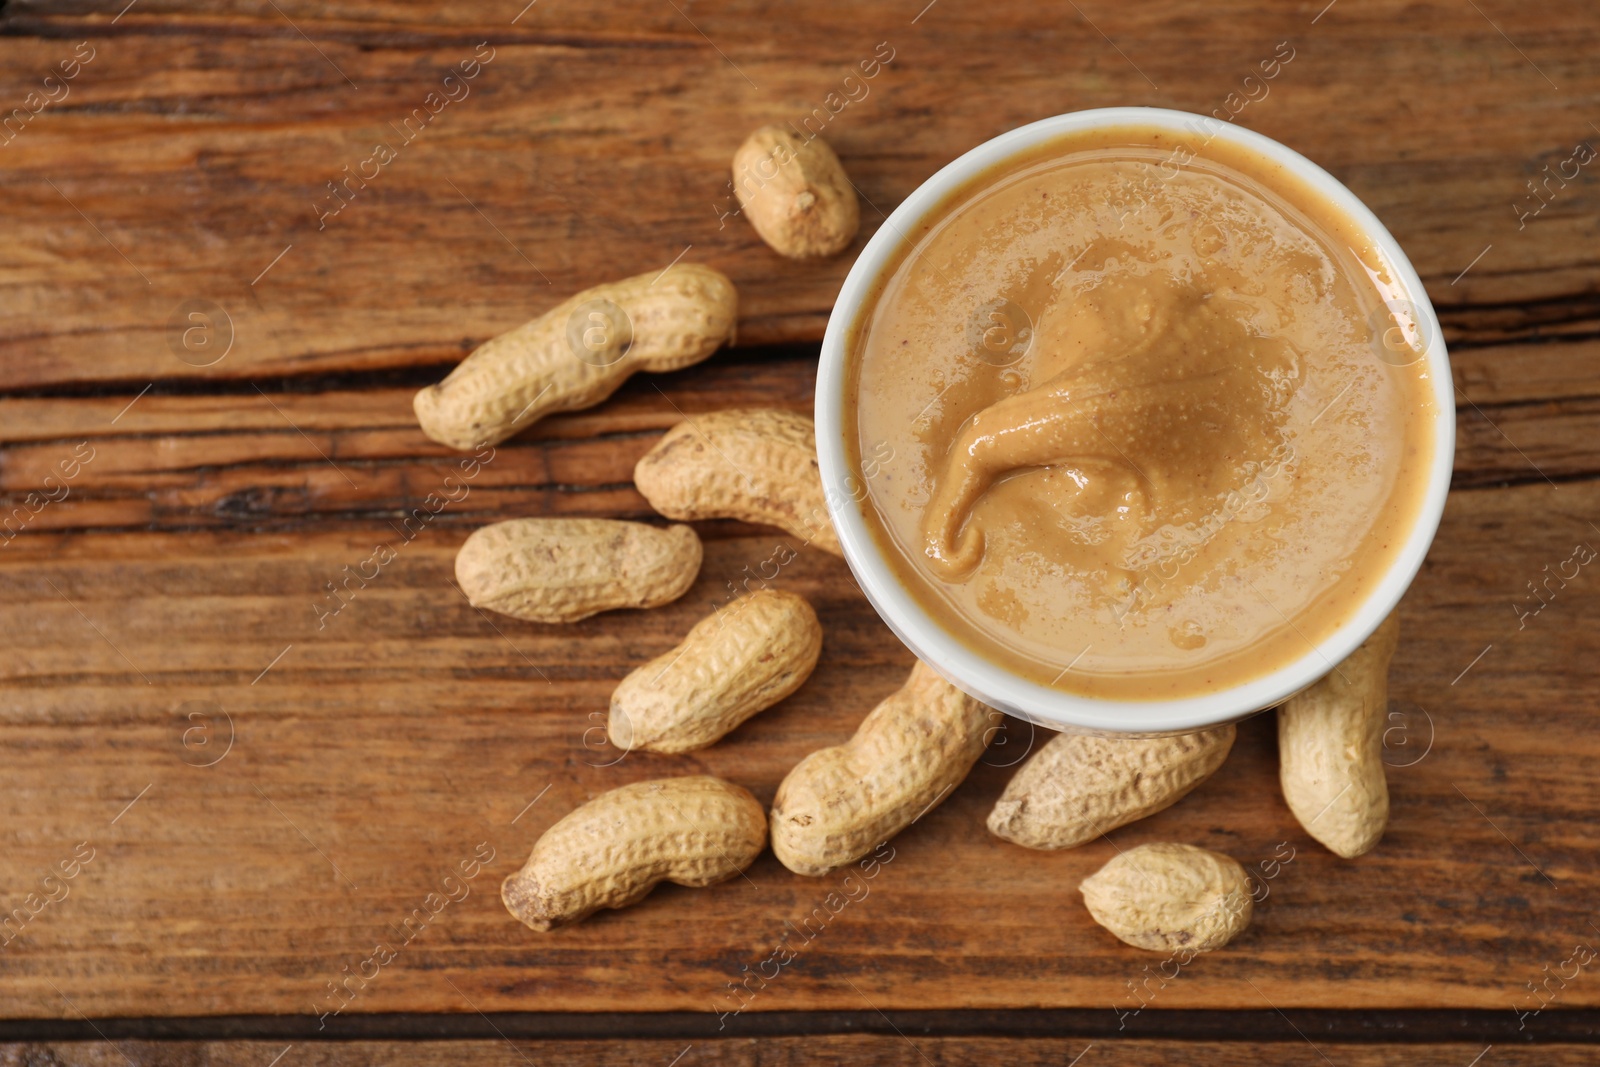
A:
770 659 999 876
456 518 701 624
610 589 822 754
415 265 737 451
634 407 841 556
988 726 1235 850
1278 611 1400 858
501 776 766 931
1080 842 1253 953
733 125 859 259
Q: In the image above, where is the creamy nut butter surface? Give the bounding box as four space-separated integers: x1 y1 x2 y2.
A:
847 126 1438 700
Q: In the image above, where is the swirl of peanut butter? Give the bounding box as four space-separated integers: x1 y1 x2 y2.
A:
921 272 1295 579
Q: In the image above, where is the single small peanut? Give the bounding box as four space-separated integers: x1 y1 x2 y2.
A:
1079 842 1253 954
456 518 701 624
1278 611 1399 858
770 659 999 876
988 726 1236 850
733 125 859 259
501 776 766 931
415 265 737 451
610 589 822 754
634 407 841 556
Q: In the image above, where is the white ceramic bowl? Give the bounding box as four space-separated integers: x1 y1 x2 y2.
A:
815 106 1455 735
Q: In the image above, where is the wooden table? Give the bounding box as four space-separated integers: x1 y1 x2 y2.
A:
2 0 1598 1062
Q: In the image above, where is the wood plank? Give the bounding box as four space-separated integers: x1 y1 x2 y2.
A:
0 0 1596 387
1 478 1598 1016
1452 339 1600 406
0 1037 1582 1066
0 354 809 534
0 346 1595 542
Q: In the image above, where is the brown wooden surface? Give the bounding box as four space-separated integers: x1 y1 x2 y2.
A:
0 1038 1578 1066
0 1039 1579 1067
1 0 1599 1040
0 0 1597 388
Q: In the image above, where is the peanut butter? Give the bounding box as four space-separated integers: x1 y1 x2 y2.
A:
846 125 1439 701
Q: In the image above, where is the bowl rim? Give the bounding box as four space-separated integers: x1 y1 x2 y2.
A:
814 105 1456 735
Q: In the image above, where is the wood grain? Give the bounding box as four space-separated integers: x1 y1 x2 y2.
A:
0 0 1596 387
0 0 1597 1031
1 475 1599 1016
0 1038 1582 1066
0 343 1595 542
